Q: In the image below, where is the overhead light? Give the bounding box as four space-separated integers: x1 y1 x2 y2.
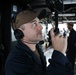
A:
64 1 76 4
62 20 76 23
58 13 75 16
52 13 75 16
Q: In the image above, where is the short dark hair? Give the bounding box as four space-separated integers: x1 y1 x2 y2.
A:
67 22 74 27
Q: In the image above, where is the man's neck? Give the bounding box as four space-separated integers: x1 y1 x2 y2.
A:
23 42 36 51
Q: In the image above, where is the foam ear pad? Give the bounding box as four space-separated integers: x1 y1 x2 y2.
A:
14 29 24 39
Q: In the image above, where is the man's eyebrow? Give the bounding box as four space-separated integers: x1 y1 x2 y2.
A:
29 20 37 23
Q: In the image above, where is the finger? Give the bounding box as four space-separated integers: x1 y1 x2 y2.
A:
60 35 68 43
50 28 55 37
57 33 63 37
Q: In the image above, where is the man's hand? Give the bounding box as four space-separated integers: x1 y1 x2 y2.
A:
50 28 67 54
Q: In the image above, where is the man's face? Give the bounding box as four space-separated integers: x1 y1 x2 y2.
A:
67 25 71 30
22 17 43 43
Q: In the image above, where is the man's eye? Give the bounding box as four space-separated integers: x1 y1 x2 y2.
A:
33 23 37 27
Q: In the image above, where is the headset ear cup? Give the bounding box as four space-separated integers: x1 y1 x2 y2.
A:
14 29 24 39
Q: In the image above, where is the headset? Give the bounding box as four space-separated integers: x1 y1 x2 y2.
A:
14 29 39 44
11 15 38 44
11 9 46 44
14 29 24 39
11 14 24 39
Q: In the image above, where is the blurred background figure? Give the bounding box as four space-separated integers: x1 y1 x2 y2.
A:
66 22 76 70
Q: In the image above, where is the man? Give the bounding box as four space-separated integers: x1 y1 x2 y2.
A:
5 9 73 75
66 22 76 70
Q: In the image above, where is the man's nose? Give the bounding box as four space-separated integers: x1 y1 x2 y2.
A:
38 23 43 29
